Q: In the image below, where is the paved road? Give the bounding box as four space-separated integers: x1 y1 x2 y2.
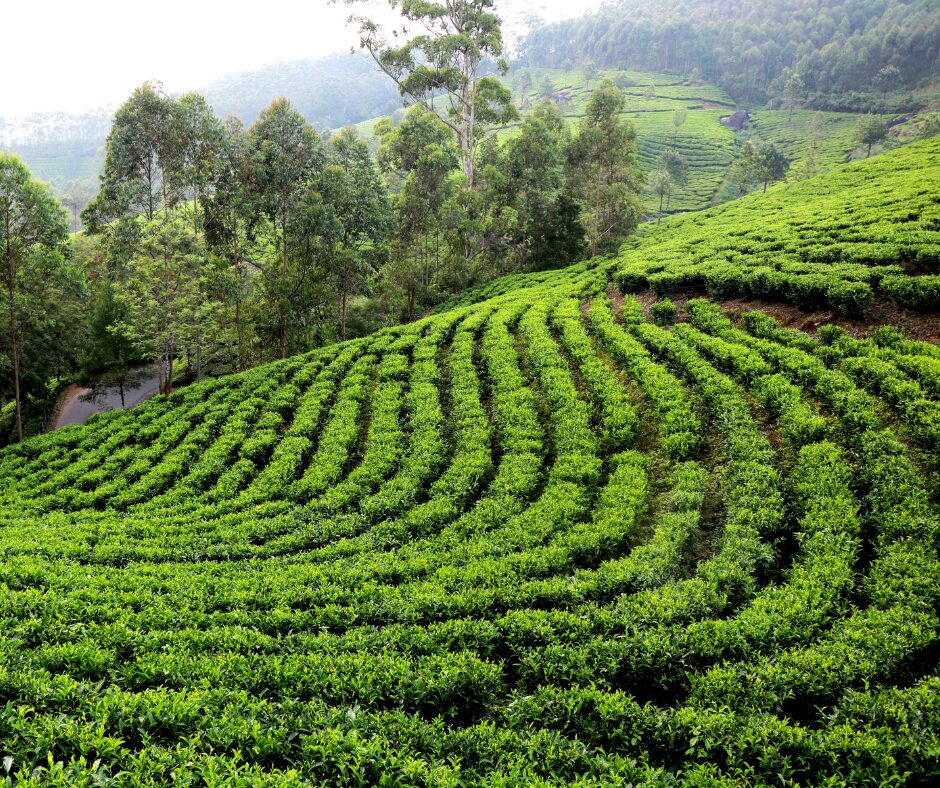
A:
52 367 161 429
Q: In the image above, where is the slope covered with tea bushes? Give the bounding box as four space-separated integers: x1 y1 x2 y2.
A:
0 138 939 785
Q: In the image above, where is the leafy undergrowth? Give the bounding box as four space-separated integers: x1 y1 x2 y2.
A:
1 137 939 786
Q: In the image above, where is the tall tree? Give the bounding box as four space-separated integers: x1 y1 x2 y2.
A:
248 99 324 357
377 108 458 321
323 128 393 341
178 93 225 237
82 82 182 229
203 116 256 372
672 108 688 143
809 111 827 152
121 214 206 395
481 100 584 273
649 167 673 225
732 140 758 194
566 80 643 257
783 71 805 122
854 114 888 158
0 155 71 441
345 0 517 187
659 149 688 211
753 141 789 192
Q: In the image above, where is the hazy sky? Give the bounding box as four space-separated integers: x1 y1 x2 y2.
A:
2 0 604 116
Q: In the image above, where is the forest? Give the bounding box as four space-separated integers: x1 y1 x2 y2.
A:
524 0 940 110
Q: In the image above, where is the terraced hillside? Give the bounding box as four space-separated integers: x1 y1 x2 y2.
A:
356 69 740 216
1 139 940 785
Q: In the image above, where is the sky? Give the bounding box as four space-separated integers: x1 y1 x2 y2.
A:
1 0 606 116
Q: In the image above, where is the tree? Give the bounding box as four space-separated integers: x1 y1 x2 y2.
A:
672 108 688 143
345 0 517 188
248 98 325 357
378 108 458 320
481 100 583 272
649 167 673 225
732 140 758 194
121 214 206 395
658 149 688 211
645 83 656 101
203 116 257 372
177 92 225 237
516 70 533 108
753 141 789 192
873 64 900 100
783 71 805 122
81 280 147 407
854 114 888 158
581 59 599 85
566 80 643 256
809 111 827 152
0 155 71 441
82 82 182 228
322 128 392 340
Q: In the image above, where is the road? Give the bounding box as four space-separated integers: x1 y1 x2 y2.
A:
51 367 161 429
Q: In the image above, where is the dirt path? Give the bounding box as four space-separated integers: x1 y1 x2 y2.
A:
51 367 161 430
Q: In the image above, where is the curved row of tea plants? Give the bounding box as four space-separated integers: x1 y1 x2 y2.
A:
1 137 939 785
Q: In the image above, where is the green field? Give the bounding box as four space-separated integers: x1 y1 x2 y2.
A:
0 137 938 784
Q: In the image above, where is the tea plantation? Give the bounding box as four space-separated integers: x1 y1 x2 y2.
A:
1 139 939 785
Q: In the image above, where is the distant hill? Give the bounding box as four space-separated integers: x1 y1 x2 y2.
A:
199 52 401 129
522 0 940 110
1 52 403 214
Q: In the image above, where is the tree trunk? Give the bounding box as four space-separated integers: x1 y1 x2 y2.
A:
279 210 289 359
195 329 202 382
658 192 664 224
340 289 347 342
6 262 23 443
236 294 244 373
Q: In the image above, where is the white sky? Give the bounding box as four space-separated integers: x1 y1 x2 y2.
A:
1 0 605 116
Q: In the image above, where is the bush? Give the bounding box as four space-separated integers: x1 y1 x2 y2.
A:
651 298 678 325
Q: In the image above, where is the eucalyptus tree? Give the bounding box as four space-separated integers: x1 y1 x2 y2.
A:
659 149 688 211
672 108 688 143
0 155 72 441
649 167 673 225
566 80 643 257
248 98 325 357
481 100 583 272
82 82 183 229
809 111 827 152
854 114 888 158
121 214 204 394
178 92 226 237
322 128 392 341
343 0 517 188
203 116 257 371
377 107 458 320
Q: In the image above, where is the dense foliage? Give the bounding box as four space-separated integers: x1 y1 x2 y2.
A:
522 0 940 109
0 133 938 785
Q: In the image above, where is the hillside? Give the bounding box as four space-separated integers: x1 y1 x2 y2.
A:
359 67 921 216
199 52 401 129
523 0 940 108
1 139 939 783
